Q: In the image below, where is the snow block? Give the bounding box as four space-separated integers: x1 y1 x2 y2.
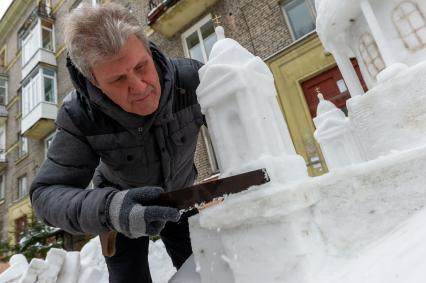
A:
57 252 80 283
0 254 28 283
189 182 322 283
18 258 48 283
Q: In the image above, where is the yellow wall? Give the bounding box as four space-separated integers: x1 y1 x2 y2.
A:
267 33 336 176
8 197 32 244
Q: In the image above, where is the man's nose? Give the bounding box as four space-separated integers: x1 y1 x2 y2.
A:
128 73 147 94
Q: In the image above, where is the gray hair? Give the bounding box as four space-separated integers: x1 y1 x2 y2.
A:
64 2 149 82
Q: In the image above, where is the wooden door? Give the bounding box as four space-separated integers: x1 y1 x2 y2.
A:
302 59 368 118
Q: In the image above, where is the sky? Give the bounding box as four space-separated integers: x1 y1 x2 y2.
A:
0 0 14 21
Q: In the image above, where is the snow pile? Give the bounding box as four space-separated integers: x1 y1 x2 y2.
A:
0 237 176 283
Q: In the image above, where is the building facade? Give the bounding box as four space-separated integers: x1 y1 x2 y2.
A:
0 0 359 247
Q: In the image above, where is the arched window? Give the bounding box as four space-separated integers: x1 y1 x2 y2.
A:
392 1 426 51
359 33 385 79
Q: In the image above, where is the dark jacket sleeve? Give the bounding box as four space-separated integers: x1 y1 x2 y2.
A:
30 100 117 235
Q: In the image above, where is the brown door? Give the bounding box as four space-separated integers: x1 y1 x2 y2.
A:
302 58 368 118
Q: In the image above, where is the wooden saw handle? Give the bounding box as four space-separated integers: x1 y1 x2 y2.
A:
100 231 117 257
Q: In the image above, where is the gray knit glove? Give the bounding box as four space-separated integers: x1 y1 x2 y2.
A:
107 187 180 238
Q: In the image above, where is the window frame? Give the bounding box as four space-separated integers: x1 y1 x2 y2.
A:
18 133 28 159
44 131 55 159
392 1 426 51
22 67 57 117
21 18 55 66
281 0 317 41
0 125 5 162
181 14 216 63
359 32 385 79
0 77 7 106
17 175 28 200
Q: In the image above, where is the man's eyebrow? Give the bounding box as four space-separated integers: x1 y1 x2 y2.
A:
105 58 148 82
136 59 148 67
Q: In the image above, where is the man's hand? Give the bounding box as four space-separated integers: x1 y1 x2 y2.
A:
107 187 180 238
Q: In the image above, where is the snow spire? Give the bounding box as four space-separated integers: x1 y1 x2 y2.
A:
316 88 338 115
215 26 225 40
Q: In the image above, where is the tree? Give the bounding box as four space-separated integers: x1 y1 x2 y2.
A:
0 216 63 261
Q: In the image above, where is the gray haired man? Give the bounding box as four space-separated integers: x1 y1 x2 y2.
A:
30 3 204 282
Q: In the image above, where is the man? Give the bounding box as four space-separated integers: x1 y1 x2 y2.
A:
30 3 204 282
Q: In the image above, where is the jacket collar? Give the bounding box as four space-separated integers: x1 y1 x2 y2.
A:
66 42 175 135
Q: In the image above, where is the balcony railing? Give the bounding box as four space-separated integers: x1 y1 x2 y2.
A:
147 0 181 25
149 0 163 11
147 0 218 37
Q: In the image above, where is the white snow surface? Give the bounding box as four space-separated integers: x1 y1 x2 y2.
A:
0 238 176 283
317 207 426 283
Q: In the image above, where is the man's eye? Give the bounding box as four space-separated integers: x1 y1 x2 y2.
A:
136 64 145 71
113 76 125 83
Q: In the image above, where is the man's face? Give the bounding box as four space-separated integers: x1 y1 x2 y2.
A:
91 35 161 116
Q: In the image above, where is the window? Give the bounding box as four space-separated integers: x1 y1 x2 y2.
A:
22 27 39 65
42 21 54 51
201 126 219 174
182 15 218 63
0 175 5 199
21 19 54 65
44 132 55 159
392 1 426 51
17 88 22 116
359 33 385 79
17 175 28 200
22 67 57 116
0 127 5 161
18 134 28 158
281 0 316 40
0 78 7 105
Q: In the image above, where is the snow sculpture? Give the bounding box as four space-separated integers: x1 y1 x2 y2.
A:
0 237 175 283
189 27 321 283
183 10 426 281
313 92 364 169
196 26 308 183
315 0 426 161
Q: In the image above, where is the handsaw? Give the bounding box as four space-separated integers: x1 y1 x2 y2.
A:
147 168 269 210
100 168 270 257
